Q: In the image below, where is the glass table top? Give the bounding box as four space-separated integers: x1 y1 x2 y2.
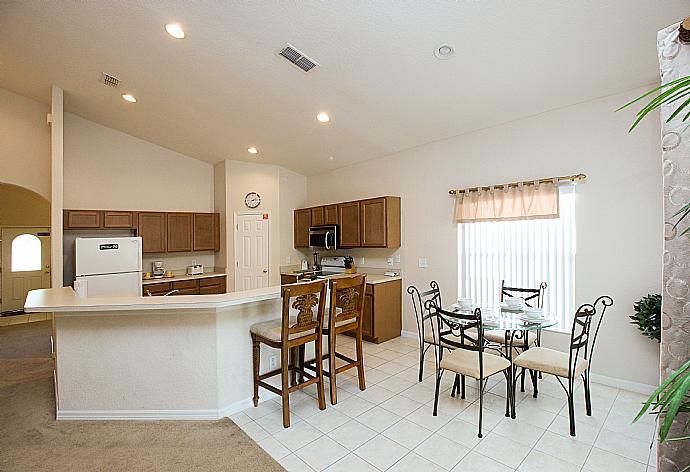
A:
444 304 558 331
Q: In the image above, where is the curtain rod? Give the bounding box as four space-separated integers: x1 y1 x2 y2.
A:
448 173 587 195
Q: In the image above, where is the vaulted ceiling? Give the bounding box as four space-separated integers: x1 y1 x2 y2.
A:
0 1 687 175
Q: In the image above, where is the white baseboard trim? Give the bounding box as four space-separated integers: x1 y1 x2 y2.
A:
590 373 657 396
400 330 418 339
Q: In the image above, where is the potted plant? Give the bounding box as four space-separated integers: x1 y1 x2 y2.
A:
630 294 662 342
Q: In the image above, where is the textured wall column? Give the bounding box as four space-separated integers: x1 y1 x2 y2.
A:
657 20 690 472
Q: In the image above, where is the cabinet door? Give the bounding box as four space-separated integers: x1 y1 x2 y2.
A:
338 201 361 247
103 211 136 229
167 213 193 252
174 287 200 295
213 213 221 252
294 209 311 248
193 213 216 251
64 210 102 229
199 276 226 294
324 204 339 225
311 207 325 226
362 294 374 337
361 198 387 247
138 212 167 253
143 282 171 296
281 274 299 285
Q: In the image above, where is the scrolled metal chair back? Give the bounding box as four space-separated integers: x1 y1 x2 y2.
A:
500 280 547 308
568 295 613 378
407 281 442 347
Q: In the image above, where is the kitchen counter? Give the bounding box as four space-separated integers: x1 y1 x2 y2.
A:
280 271 401 285
142 271 226 285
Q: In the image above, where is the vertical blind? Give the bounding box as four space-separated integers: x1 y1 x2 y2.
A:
458 185 576 330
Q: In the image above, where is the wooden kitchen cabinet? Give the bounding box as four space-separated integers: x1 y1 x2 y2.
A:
193 213 216 251
145 275 227 296
143 282 171 296
324 204 339 225
294 208 311 248
199 276 226 294
166 213 193 252
64 210 102 229
103 211 136 229
281 274 300 285
138 212 167 253
361 196 401 248
338 201 361 248
311 206 325 226
346 279 401 344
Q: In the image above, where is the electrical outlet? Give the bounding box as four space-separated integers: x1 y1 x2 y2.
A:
269 356 278 369
359 257 365 265
418 257 428 268
387 257 394 266
395 254 401 263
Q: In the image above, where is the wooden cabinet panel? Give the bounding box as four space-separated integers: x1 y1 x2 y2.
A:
361 198 387 247
199 276 225 287
174 287 200 296
346 279 401 344
144 282 171 296
199 276 226 294
338 201 361 247
324 204 338 225
166 213 193 252
64 210 102 229
362 294 374 338
294 208 311 248
213 213 220 252
193 213 216 251
281 274 300 285
172 279 197 290
138 213 167 253
103 211 136 229
311 207 325 226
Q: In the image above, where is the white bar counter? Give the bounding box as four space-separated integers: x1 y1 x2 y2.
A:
24 286 283 420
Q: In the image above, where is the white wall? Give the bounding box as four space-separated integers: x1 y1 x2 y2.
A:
63 113 214 212
307 86 662 387
0 87 51 200
279 166 308 267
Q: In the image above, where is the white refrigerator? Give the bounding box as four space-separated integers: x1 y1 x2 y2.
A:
75 237 143 297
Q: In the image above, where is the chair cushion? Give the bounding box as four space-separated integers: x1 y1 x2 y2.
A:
484 330 537 346
439 348 510 379
513 347 588 378
250 318 314 343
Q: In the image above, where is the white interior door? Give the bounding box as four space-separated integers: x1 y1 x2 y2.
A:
235 214 269 291
1 227 51 313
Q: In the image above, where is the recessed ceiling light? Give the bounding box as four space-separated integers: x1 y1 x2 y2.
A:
316 112 330 123
165 24 185 39
121 93 137 103
434 44 455 59
247 147 258 154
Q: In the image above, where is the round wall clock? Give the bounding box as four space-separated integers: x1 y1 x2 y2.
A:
244 192 261 209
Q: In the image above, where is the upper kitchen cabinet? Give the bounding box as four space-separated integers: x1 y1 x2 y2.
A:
294 208 311 248
361 196 401 248
166 213 194 252
338 201 361 248
193 213 218 251
64 210 102 229
137 212 167 253
311 206 325 226
324 204 338 225
103 211 137 229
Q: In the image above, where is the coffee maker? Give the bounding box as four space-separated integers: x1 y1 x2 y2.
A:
152 261 165 278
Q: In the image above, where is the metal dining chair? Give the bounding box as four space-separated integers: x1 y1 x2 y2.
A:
512 295 613 436
407 281 442 382
427 300 511 438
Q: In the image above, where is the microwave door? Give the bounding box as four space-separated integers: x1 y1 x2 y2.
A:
325 231 331 250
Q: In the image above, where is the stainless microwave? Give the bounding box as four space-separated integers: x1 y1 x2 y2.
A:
309 225 340 250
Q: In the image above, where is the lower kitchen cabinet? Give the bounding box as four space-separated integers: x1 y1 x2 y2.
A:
347 279 401 344
144 275 227 296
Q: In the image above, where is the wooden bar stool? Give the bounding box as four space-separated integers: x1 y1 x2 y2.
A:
305 275 367 404
250 279 327 428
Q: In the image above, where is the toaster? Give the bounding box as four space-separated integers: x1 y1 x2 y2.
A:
187 264 203 275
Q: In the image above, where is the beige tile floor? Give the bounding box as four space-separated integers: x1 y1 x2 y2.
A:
0 312 52 326
235 335 658 472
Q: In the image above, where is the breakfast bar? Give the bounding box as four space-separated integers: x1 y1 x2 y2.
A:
24 286 284 420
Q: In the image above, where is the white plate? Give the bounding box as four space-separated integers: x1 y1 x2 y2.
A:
500 302 524 312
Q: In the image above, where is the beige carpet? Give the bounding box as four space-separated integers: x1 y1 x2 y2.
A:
0 321 285 472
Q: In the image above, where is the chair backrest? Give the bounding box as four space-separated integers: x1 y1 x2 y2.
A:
407 281 442 343
568 295 613 378
328 275 366 328
500 280 547 308
281 279 327 343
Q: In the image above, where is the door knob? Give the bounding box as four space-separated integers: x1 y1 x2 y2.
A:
262 269 268 273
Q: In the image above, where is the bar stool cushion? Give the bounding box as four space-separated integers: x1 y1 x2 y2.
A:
440 349 510 379
513 347 588 378
484 330 537 346
250 318 314 343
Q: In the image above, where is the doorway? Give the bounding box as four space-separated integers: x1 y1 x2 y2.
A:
1 227 51 313
234 213 270 291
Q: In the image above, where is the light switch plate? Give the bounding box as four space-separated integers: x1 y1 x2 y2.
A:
387 257 394 266
418 257 428 268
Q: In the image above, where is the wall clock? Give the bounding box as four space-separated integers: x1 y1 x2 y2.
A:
244 192 261 209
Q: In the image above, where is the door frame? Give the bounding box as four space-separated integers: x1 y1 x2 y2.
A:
233 212 271 292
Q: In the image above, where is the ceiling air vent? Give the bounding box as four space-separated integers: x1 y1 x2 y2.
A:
101 72 120 88
279 44 320 73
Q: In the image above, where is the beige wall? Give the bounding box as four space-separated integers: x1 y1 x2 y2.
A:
308 86 662 388
63 113 214 212
0 183 50 226
0 88 51 200
279 166 308 267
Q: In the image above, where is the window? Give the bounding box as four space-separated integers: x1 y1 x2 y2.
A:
458 185 576 330
11 234 42 272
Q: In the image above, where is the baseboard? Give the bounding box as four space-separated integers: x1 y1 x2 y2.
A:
400 330 418 339
590 373 658 395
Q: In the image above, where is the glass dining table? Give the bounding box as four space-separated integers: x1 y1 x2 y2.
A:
441 304 558 417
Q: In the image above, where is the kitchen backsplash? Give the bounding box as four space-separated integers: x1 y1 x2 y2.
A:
294 247 403 271
142 252 217 275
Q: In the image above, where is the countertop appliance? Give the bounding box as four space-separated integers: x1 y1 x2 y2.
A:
152 261 165 278
309 224 339 250
187 263 203 275
75 237 143 297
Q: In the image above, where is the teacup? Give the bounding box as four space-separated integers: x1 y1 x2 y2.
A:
505 297 525 308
